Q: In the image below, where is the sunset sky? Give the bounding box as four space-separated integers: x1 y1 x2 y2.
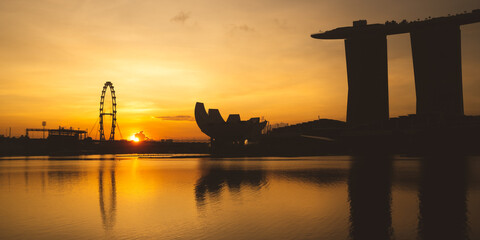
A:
1 0 479 140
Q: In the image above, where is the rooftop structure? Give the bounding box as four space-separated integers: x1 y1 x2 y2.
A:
312 9 480 39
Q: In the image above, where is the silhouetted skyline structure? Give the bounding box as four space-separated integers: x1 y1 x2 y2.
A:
194 102 267 148
312 10 480 126
99 81 117 141
26 127 87 140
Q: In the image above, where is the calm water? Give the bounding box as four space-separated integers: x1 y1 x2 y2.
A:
0 155 479 240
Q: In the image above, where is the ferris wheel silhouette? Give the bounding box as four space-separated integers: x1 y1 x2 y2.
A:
89 82 123 141
99 82 117 141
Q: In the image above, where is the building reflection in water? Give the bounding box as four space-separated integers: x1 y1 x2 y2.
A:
272 167 348 186
418 156 468 240
98 161 117 230
348 156 393 240
0 156 474 239
47 168 85 185
194 161 267 209
24 162 29 192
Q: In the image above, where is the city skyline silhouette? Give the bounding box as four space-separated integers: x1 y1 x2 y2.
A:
1 2 480 239
0 1 479 140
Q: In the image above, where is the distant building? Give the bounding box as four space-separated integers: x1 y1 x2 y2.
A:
311 10 480 127
26 126 87 141
194 102 267 145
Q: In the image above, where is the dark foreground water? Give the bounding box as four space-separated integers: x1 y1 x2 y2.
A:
0 155 479 240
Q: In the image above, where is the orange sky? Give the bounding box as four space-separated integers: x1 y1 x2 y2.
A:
1 0 479 140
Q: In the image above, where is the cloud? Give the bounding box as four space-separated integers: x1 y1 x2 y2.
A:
156 115 194 121
170 11 191 24
274 19 288 30
229 24 255 34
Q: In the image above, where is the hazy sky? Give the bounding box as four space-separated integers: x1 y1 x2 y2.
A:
1 0 479 139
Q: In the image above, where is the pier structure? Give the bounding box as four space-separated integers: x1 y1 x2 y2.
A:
311 10 480 126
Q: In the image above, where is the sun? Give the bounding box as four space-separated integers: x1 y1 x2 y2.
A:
129 135 140 142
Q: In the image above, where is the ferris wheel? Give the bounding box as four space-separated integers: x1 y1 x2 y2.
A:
99 81 117 141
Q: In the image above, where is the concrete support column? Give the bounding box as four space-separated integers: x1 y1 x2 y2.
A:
345 34 389 127
411 25 464 117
